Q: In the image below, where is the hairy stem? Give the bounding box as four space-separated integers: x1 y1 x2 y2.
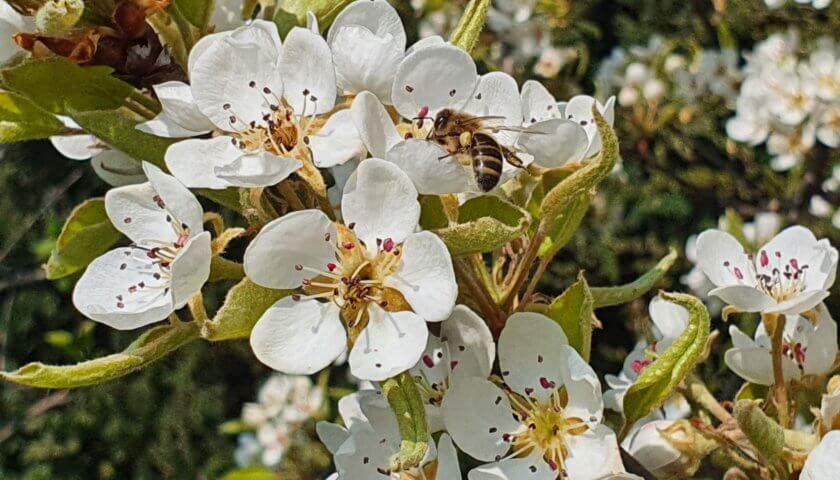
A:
767 313 791 428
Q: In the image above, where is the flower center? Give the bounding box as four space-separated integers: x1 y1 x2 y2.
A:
505 389 591 476
721 250 809 302
782 339 808 368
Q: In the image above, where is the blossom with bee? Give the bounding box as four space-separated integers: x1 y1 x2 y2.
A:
244 159 456 381
72 162 211 329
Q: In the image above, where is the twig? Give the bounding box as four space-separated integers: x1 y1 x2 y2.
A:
500 227 546 313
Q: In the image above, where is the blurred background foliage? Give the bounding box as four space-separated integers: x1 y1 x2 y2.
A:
1 0 839 478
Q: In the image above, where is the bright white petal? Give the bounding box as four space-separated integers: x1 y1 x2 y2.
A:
729 325 757 349
214 152 301 187
708 285 776 312
803 304 838 376
437 434 462 480
649 296 689 346
385 231 457 323
280 27 337 115
462 72 523 145
310 109 366 168
316 421 349 454
90 150 146 187
559 344 604 427
50 133 102 160
244 210 337 289
349 306 428 381
165 137 240 189
151 81 215 133
332 25 403 102
517 119 588 168
385 139 471 194
695 229 755 288
521 80 560 125
327 0 406 51
498 312 568 401
801 431 840 480
341 158 420 253
169 232 211 308
440 305 495 379
765 290 830 315
142 162 205 233
565 425 626 479
443 376 519 462
72 248 173 329
724 347 799 385
468 451 555 480
250 297 346 374
137 113 208 138
349 91 401 158
391 44 478 119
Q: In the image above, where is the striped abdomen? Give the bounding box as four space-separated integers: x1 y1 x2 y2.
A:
470 132 504 192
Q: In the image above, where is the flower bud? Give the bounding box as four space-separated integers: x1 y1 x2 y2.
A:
625 62 649 84
35 0 84 35
618 86 639 107
643 78 667 102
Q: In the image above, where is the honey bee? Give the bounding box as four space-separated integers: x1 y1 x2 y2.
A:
427 109 529 192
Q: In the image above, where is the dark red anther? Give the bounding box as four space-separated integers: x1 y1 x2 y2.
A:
327 262 337 271
342 242 355 250
760 250 769 267
422 355 434 368
382 238 395 252
294 264 303 271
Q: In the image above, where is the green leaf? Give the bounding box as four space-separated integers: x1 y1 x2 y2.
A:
590 248 678 309
272 0 354 36
735 382 770 401
538 193 589 258
1 321 199 389
201 279 291 341
208 256 246 283
622 292 710 428
221 467 277 480
0 58 134 114
418 195 450 230
0 91 67 141
381 372 428 472
734 400 784 462
175 0 213 30
449 0 491 53
546 273 594 361
433 196 529 256
45 198 122 279
68 109 176 169
539 108 617 237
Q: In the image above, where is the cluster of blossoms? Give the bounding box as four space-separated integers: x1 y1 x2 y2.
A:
810 163 840 228
726 30 840 171
235 374 324 469
596 36 741 109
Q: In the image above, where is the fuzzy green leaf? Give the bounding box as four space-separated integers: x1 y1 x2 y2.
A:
546 273 594 361
0 321 199 389
201 279 291 341
272 0 354 36
449 0 491 53
734 400 784 462
0 58 134 114
623 292 710 427
381 372 429 472
68 109 176 169
0 91 67 142
434 196 529 256
222 468 277 480
538 193 590 258
45 198 122 279
419 194 450 230
176 0 213 30
590 248 678 308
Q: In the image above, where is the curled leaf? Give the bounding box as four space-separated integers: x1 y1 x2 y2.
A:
201 279 291 341
45 198 122 279
449 0 491 53
622 292 710 428
1 321 199 389
591 248 677 308
381 372 429 472
546 273 594 361
433 196 529 256
734 400 784 462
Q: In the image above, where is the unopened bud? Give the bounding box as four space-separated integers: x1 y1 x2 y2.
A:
35 0 84 35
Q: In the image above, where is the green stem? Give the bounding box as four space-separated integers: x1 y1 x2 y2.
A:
129 90 162 115
767 313 791 428
682 373 733 424
448 0 490 53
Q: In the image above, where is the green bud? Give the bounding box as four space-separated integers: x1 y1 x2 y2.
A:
35 0 84 35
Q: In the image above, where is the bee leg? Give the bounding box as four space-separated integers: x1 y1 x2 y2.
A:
437 152 455 161
506 152 526 168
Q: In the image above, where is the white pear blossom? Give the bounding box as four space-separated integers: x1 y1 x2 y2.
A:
801 431 840 480
245 159 457 381
621 420 686 480
236 374 324 468
725 303 838 385
411 305 495 432
442 312 631 480
318 390 461 480
695 225 838 315
72 163 211 330
143 20 364 188
50 117 146 186
604 297 691 422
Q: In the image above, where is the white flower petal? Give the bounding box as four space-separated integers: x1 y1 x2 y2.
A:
801 431 840 480
648 296 689 347
564 95 614 157
441 305 495 380
349 306 428 381
437 434 462 480
462 72 523 145
708 285 776 312
244 210 337 289
384 139 471 194
724 347 799 385
517 119 588 168
443 376 519 462
169 231 211 308
50 133 102 160
695 229 756 288
328 0 406 51
341 158 420 253
467 451 555 480
498 312 568 401
214 152 301 187
316 421 349 454
137 113 208 138
729 325 757 349
280 27 337 115
250 297 346 374
165 137 240 189
757 226 837 293
90 150 146 187
803 304 838 376
386 231 457 323
332 25 403 102
765 290 830 315
565 425 627 479
151 81 215 133
559 345 604 427
72 248 173 329
391 44 478 120
350 91 402 158
142 162 205 231
310 109 366 168
521 80 559 125
334 424 395 480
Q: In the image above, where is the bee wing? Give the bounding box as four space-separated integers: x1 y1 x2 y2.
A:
489 125 548 135
459 115 508 125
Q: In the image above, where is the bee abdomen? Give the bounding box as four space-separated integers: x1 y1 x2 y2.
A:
471 133 504 192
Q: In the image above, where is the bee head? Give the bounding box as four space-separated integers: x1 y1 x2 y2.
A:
434 109 453 132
